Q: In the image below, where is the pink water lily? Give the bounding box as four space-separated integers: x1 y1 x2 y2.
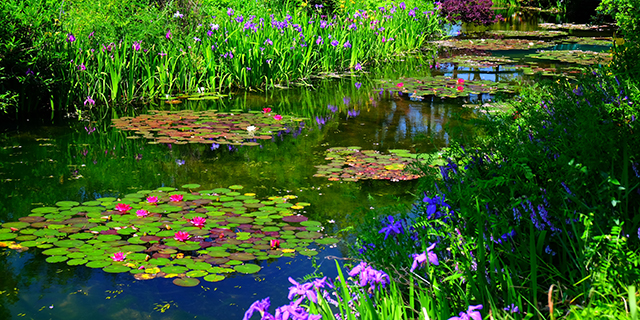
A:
457 78 465 85
270 239 280 249
174 231 190 242
273 115 282 121
170 194 183 202
111 252 126 262
115 203 132 213
263 107 272 113
396 82 404 88
457 85 464 91
146 196 158 204
136 209 148 217
191 216 206 228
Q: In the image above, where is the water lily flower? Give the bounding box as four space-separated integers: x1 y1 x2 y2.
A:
273 115 282 121
270 239 280 249
457 85 464 91
396 82 404 88
246 125 257 133
174 231 190 242
457 78 465 85
111 252 126 261
136 209 148 217
449 305 483 320
191 217 206 228
147 196 158 204
410 243 439 272
170 194 183 202
263 107 272 113
115 203 132 213
84 96 95 106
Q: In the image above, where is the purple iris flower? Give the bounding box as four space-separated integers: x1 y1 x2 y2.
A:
354 63 362 70
26 68 34 76
227 7 234 16
355 82 361 89
264 38 273 45
316 36 323 45
378 216 403 240
84 96 95 106
449 305 483 320
287 277 317 303
235 15 244 23
67 33 76 42
132 41 141 51
410 243 439 272
408 8 416 17
328 104 338 113
331 40 339 46
242 297 270 320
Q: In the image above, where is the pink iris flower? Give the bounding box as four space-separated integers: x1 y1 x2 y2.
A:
136 209 148 217
191 217 206 228
270 239 280 249
174 231 190 242
457 78 465 85
273 115 282 121
111 252 126 262
170 194 183 202
146 196 158 204
263 107 272 113
115 203 132 213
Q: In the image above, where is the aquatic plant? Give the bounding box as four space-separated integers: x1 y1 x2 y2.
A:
313 147 428 182
377 75 518 99
0 184 339 287
441 0 502 25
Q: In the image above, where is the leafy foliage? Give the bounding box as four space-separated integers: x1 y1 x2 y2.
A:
440 0 502 25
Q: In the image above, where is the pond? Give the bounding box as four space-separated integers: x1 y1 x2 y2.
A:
0 8 614 320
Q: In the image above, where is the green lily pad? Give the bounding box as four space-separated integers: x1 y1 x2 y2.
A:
103 265 131 273
186 270 209 277
161 266 188 274
46 256 69 263
182 184 201 189
173 277 200 287
86 260 111 268
203 274 225 282
233 264 261 274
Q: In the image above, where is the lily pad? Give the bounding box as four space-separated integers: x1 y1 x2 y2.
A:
233 264 261 274
103 265 131 273
203 274 225 282
173 278 200 287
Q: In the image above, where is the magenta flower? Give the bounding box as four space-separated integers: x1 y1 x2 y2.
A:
273 115 282 121
84 96 95 106
136 209 148 217
132 41 141 51
263 107 272 113
191 216 206 228
111 252 126 261
115 203 132 213
457 78 465 85
174 231 190 242
78 63 86 71
270 239 280 249
67 33 76 42
344 40 352 48
147 196 158 204
457 85 464 91
449 305 483 320
166 30 172 39
170 194 183 202
354 63 362 70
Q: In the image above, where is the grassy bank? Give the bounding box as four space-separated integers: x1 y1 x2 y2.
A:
0 0 443 119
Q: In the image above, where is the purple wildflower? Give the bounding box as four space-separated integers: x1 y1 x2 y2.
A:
84 96 95 106
132 41 141 51
355 82 361 89
287 277 317 303
227 8 234 16
67 33 76 42
449 305 483 320
166 30 172 39
378 216 403 240
243 297 271 320
78 63 86 71
331 40 339 46
354 63 362 71
344 40 352 48
410 243 439 272
316 36 323 45
264 38 273 45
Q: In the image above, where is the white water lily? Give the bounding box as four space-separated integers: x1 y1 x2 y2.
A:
246 126 257 135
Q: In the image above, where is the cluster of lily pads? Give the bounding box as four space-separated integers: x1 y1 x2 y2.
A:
538 22 616 31
377 76 517 99
526 50 612 65
111 108 306 146
0 184 338 287
484 30 568 38
159 92 228 104
561 36 612 47
436 38 552 51
437 55 517 68
313 147 431 182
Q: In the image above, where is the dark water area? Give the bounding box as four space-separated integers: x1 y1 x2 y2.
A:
0 8 616 320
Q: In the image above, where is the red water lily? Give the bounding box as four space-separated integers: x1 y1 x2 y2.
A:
191 216 206 228
396 82 404 88
457 78 465 85
270 239 280 249
174 231 190 242
169 194 183 202
146 196 158 204
136 209 148 217
111 252 126 262
263 107 272 113
273 115 282 121
115 203 132 213
457 85 464 91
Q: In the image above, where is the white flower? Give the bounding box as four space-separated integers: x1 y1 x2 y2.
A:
173 11 184 18
246 125 257 133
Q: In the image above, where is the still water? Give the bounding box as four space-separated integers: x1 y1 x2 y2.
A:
0 9 612 320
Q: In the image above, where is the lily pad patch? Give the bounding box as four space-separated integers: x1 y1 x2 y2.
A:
0 184 326 286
